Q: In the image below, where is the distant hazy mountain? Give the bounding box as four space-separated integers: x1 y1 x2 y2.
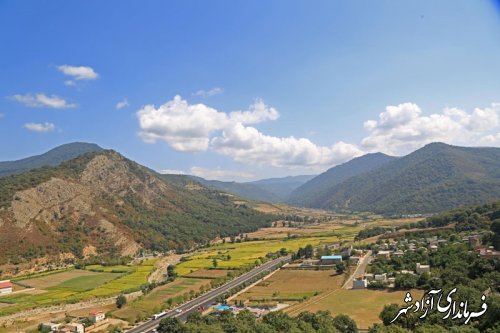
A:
247 175 315 201
0 142 103 177
162 174 315 203
298 143 500 214
288 153 397 207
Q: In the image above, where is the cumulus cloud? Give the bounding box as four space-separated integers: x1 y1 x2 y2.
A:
193 87 224 97
159 166 254 181
137 95 229 152
116 99 130 110
58 65 99 81
190 166 255 181
361 102 500 155
24 122 56 133
212 124 362 168
137 96 363 169
480 132 500 145
11 93 76 109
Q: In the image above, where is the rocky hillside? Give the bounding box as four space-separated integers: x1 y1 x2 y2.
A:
0 150 274 265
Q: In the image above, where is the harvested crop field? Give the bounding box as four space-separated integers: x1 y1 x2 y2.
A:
18 270 98 289
234 269 344 304
186 269 229 278
286 289 425 329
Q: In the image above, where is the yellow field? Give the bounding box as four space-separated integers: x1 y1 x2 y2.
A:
175 235 348 276
286 289 425 329
19 269 98 289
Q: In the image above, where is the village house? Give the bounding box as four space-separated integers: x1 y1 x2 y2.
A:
41 323 61 332
64 323 85 333
469 235 482 249
320 255 342 265
416 263 430 274
374 273 387 281
364 273 375 281
0 280 13 294
376 250 391 259
89 310 105 323
349 256 361 265
392 251 404 257
352 277 367 289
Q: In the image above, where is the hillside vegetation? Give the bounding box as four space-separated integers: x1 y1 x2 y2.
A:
291 143 500 214
0 150 274 265
288 152 397 207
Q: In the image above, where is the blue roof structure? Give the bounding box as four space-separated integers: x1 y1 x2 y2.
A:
214 305 231 310
321 255 342 259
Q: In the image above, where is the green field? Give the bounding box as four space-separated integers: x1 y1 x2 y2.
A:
0 259 157 316
113 277 211 322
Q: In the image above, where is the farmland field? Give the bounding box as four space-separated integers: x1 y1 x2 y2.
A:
285 289 425 329
234 269 344 305
186 269 229 278
0 259 157 316
175 235 349 276
113 277 211 323
19 269 99 289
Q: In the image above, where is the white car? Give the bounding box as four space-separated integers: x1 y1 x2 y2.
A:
175 309 183 313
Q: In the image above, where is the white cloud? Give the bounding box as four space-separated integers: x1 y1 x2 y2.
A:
361 102 500 155
229 99 279 124
190 166 255 181
159 166 254 181
159 169 188 175
24 122 56 133
116 99 130 110
64 80 76 86
11 93 76 109
57 65 99 81
137 95 363 169
137 95 230 152
480 132 500 145
212 124 363 168
193 87 224 98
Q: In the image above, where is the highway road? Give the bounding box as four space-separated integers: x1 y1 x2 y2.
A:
126 255 291 333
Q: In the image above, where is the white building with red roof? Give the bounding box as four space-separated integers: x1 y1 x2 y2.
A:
0 280 13 294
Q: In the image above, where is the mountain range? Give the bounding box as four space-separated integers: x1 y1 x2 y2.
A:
291 142 500 214
0 149 273 265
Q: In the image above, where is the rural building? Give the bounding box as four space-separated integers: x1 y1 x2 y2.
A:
0 280 13 294
89 310 105 323
300 259 318 267
364 273 374 281
349 256 360 265
392 251 404 257
352 278 367 289
64 323 84 333
469 235 482 249
320 255 342 265
416 263 430 274
376 251 391 259
214 305 232 312
476 246 500 258
41 323 61 332
374 273 387 281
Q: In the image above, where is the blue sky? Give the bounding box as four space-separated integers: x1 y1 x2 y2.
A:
1 1 500 180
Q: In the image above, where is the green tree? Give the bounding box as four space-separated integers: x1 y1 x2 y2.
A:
212 258 218 268
158 317 183 333
116 294 127 309
332 313 358 333
336 262 346 274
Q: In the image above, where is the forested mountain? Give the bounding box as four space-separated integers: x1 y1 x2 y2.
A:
0 150 274 265
0 142 103 177
162 174 314 203
302 143 500 214
288 152 397 207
